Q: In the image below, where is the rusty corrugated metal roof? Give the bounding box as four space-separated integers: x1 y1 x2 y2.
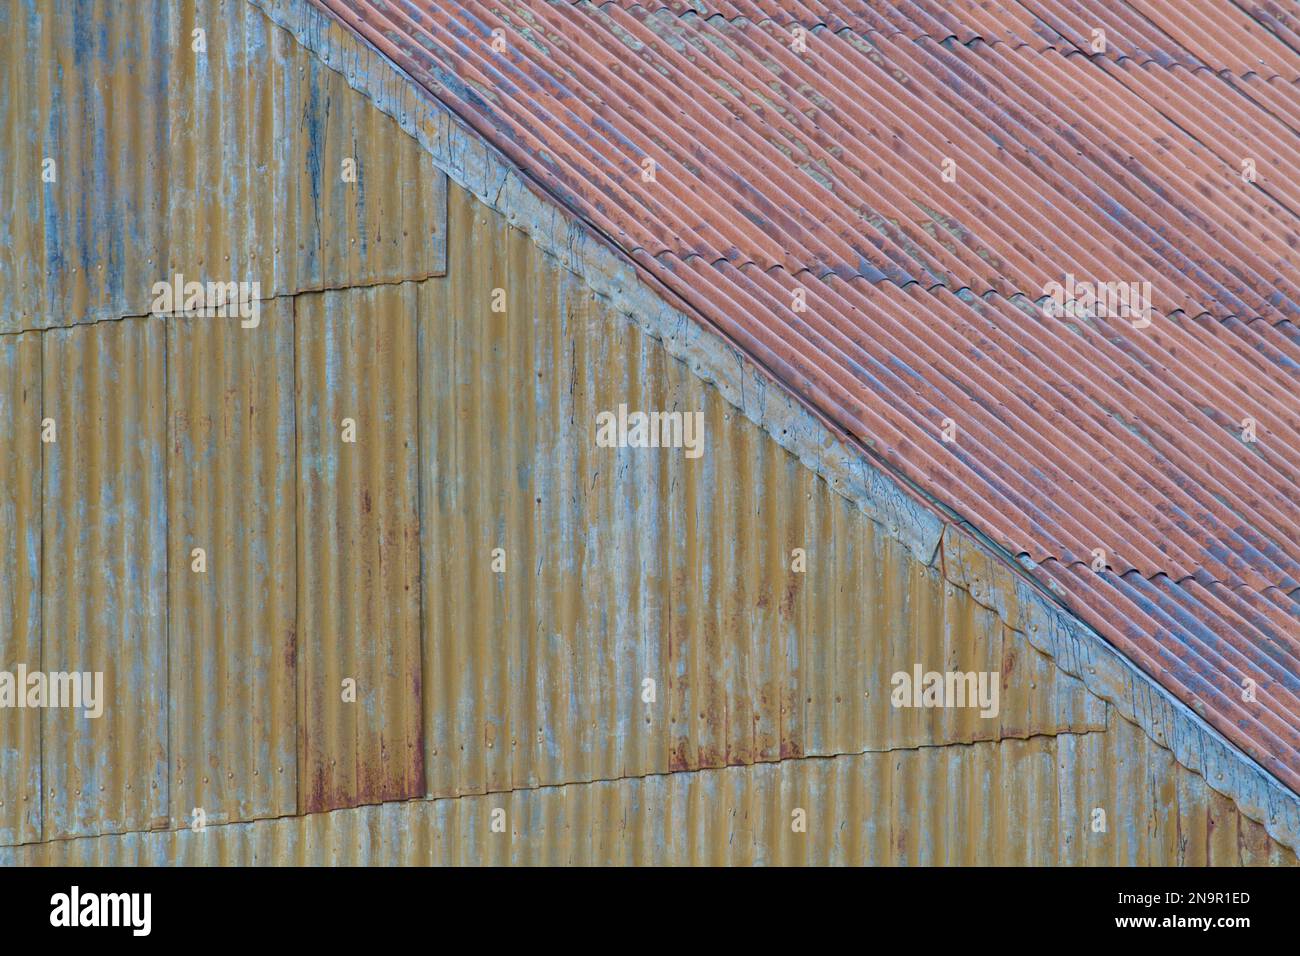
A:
627 1 1300 79
310 0 1300 793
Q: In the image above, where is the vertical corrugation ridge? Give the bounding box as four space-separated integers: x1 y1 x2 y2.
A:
0 0 446 336
40 317 168 839
296 283 423 814
166 303 298 827
0 332 42 845
408 183 1104 807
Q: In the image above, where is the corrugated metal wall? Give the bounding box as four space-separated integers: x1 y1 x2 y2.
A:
6 714 1293 865
0 0 446 333
42 317 169 840
0 332 41 845
295 284 424 812
1 0 1294 864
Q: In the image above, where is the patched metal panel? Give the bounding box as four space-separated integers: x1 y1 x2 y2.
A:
417 183 1104 801
0 0 446 335
167 303 298 826
0 332 42 845
41 316 168 839
296 283 424 812
9 716 1295 865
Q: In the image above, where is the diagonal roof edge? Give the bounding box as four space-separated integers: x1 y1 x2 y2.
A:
252 0 1300 853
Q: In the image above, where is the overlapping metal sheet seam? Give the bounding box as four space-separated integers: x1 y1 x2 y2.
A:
942 523 1300 844
601 1 1300 79
327 2 1298 320
5 718 1295 865
0 0 447 336
252 0 946 567
300 0 1300 594
0 332 42 845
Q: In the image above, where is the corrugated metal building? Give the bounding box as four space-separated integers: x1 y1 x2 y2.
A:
1 0 1297 865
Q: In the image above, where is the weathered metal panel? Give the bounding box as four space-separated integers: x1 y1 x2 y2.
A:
3 0 1294 865
0 0 447 335
166 302 298 826
625 1 1300 80
295 283 424 812
417 182 1104 802
0 332 42 845
1056 712 1299 867
41 316 168 839
9 714 1296 865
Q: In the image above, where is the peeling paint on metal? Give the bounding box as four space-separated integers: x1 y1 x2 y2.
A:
41 316 169 840
0 0 447 335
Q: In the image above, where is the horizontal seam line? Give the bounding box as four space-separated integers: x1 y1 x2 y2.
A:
0 272 445 338
1053 560 1300 600
576 2 1298 82
5 728 1108 850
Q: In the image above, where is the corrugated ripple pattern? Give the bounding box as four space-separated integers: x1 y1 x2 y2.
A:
296 284 425 812
620 1 1300 79
313 0 1300 795
41 317 169 839
0 0 447 334
167 303 299 826
0 332 41 844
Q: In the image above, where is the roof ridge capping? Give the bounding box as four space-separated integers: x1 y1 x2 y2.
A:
261 0 1300 854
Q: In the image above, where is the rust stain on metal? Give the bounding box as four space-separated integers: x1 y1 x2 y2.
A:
296 283 425 813
1 0 1297 865
415 182 1104 802
6 716 1296 865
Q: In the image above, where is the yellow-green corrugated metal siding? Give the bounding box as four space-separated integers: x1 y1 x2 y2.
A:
6 716 1295 865
0 332 42 844
417 183 1106 804
295 284 424 812
41 317 169 839
167 301 298 826
0 0 446 334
